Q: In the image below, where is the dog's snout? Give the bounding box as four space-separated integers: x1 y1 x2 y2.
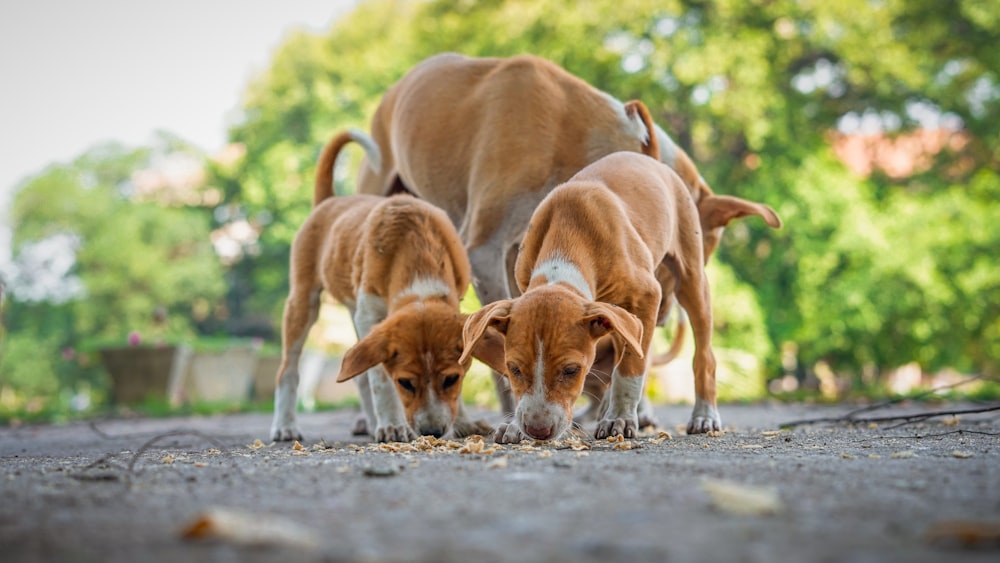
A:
422 427 446 438
524 423 554 441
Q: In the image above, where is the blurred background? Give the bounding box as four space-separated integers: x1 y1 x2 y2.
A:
1 0 997 422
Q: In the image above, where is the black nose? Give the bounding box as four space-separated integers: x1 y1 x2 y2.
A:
423 428 445 438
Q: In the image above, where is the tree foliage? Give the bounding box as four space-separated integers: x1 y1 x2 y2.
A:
218 0 998 381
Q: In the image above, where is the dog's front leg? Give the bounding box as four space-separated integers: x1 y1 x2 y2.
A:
367 365 418 442
595 367 644 439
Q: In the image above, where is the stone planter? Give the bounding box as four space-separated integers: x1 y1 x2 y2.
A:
177 348 259 404
98 345 191 405
252 355 282 402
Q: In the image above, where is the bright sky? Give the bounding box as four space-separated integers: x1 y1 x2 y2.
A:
0 0 357 267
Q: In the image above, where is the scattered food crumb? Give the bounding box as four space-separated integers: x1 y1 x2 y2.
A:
161 454 175 465
941 416 960 427
248 439 267 450
951 451 974 459
841 453 856 460
292 441 305 451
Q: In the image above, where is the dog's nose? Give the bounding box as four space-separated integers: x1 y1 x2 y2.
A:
524 423 553 441
422 428 445 438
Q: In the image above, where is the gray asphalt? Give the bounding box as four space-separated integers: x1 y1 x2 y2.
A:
1 402 997 562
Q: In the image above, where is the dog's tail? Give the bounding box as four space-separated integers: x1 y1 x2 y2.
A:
624 100 660 161
313 129 383 207
650 306 687 367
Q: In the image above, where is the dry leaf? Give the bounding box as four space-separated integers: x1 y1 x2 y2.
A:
925 520 1000 547
181 507 318 549
702 479 784 516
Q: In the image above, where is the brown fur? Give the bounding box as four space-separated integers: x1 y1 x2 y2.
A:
272 177 485 441
461 152 781 440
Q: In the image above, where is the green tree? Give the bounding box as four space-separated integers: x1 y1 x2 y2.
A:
219 0 999 384
2 137 226 409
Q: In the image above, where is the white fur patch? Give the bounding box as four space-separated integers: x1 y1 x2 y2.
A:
606 373 644 420
531 257 593 301
348 128 383 173
393 277 452 306
354 291 387 336
653 123 679 167
602 93 650 148
369 365 408 428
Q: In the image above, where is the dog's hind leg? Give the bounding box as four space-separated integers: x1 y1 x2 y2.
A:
270 287 322 441
675 273 720 434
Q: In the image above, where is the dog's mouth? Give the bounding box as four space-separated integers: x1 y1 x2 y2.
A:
517 409 570 442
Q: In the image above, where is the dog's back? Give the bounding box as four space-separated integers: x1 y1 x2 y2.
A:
515 152 699 298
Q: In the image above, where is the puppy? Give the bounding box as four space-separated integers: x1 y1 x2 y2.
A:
461 152 781 442
271 133 491 441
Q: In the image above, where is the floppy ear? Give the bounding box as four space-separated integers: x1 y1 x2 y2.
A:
459 300 512 365
337 324 391 382
698 195 783 230
466 325 507 374
582 302 645 367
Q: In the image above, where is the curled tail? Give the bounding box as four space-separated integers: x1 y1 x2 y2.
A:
314 129 383 207
624 100 660 161
650 306 687 367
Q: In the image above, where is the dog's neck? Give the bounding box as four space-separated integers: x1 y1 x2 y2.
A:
526 255 594 301
390 276 458 310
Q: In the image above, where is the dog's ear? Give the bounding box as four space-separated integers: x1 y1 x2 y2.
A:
582 303 645 365
459 300 512 365
466 325 507 374
337 324 390 382
698 195 782 230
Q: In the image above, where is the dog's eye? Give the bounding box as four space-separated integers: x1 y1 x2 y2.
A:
507 363 523 379
397 378 416 393
442 374 460 389
561 365 581 378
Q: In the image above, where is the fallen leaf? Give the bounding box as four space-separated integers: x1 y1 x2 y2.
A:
925 520 1000 548
181 507 319 549
702 479 784 516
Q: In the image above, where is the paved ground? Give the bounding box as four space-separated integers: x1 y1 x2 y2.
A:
1 402 998 562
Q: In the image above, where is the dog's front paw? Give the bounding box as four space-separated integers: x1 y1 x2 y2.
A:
452 417 494 438
595 417 637 440
686 414 722 434
493 422 525 444
374 423 418 443
271 424 303 442
686 401 722 434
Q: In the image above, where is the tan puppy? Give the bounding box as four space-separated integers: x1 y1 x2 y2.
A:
460 152 781 442
270 143 491 441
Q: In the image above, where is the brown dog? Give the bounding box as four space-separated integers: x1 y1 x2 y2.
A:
270 146 491 441
460 152 781 442
320 53 716 414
